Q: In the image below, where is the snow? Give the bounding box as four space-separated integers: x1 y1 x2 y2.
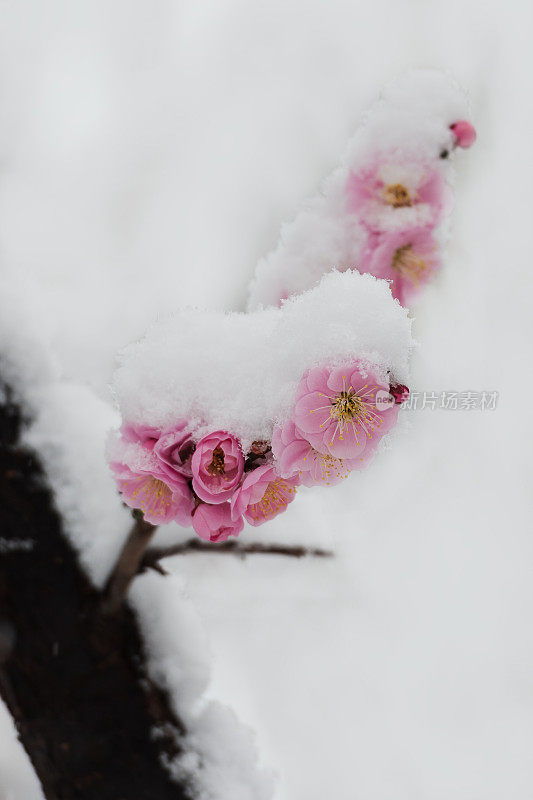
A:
0 703 44 800
113 270 413 452
0 270 58 404
130 572 274 800
22 383 131 588
1 0 533 798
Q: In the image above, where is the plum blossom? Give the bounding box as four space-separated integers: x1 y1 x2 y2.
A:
272 419 374 486
346 157 451 233
293 364 398 461
120 422 160 451
360 227 440 306
231 464 299 526
154 423 196 480
191 430 244 504
192 502 244 543
109 437 194 526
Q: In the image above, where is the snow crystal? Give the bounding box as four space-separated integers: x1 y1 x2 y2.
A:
113 269 413 454
247 69 472 310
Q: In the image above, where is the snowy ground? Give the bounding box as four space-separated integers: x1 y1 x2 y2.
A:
1 0 532 798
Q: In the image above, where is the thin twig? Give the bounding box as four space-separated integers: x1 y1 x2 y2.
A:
141 538 333 572
101 512 157 614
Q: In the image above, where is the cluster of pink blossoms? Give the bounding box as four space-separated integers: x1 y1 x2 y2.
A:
109 420 299 543
110 363 408 543
346 120 476 306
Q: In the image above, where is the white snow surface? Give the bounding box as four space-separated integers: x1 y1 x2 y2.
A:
23 383 131 588
130 572 274 800
113 270 412 452
1 1 532 799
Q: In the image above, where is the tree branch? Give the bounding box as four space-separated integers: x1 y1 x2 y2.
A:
141 538 333 573
0 387 188 800
101 511 157 615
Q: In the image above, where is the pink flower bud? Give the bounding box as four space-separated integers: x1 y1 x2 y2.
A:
192 502 243 543
450 120 477 149
191 431 244 504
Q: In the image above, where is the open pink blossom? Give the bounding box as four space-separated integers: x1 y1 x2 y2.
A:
272 419 374 486
346 157 451 233
450 120 476 149
110 461 194 526
154 423 196 480
360 227 440 306
191 431 244 504
192 502 244 543
109 433 194 525
230 464 299 527
293 364 398 461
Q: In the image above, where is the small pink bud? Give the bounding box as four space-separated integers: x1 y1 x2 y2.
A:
390 383 409 405
450 120 477 149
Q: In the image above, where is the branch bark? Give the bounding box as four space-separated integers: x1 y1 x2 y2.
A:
0 387 188 800
142 538 333 573
101 512 157 615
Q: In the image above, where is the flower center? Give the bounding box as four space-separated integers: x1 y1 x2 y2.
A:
330 390 363 422
207 446 226 476
392 244 427 284
178 441 195 464
383 183 412 208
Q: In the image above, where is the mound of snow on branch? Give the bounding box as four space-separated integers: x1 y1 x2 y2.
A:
114 270 413 453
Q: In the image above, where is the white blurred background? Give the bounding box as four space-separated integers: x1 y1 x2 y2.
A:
1 1 532 798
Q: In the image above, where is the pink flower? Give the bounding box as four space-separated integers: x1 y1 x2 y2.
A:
191 431 245 504
110 462 194 526
231 464 299 527
192 502 244 543
154 423 196 480
360 227 440 306
293 364 398 460
272 419 372 486
120 422 161 451
109 434 194 525
450 120 476 149
346 157 451 233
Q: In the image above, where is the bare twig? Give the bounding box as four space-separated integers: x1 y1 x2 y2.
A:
141 538 333 572
101 511 157 614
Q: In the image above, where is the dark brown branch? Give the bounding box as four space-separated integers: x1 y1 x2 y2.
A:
0 387 188 800
101 511 157 615
142 538 333 572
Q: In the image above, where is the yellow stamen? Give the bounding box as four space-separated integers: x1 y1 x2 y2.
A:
207 445 225 476
330 390 364 423
250 478 296 521
383 183 412 208
392 244 427 285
